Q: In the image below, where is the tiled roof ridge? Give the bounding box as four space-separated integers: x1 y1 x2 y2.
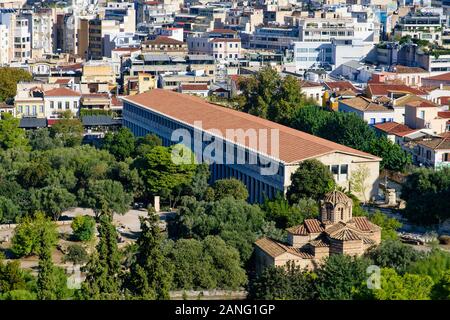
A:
125 90 380 163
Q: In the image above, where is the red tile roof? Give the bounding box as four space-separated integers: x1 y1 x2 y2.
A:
180 84 209 91
367 84 427 96
392 65 428 74
438 111 450 119
44 87 81 97
123 90 381 164
210 38 241 43
373 121 415 136
324 81 357 92
144 36 185 46
423 72 450 82
439 97 450 105
54 78 71 84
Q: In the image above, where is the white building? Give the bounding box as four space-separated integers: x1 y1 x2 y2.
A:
44 87 82 119
13 16 31 63
0 24 9 65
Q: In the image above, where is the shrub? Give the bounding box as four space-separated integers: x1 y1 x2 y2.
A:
71 215 96 242
63 244 89 265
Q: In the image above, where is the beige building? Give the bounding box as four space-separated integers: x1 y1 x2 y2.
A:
81 62 116 94
255 191 381 272
405 101 448 134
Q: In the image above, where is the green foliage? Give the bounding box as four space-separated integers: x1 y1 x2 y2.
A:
286 159 335 204
80 179 132 217
431 270 450 300
63 244 89 265
290 106 411 172
102 128 136 161
0 289 36 300
133 134 162 158
210 178 249 201
407 249 450 283
127 211 172 299
291 105 331 136
27 128 63 151
184 163 210 200
49 112 84 147
368 137 411 172
80 214 122 300
0 67 33 102
261 194 318 228
315 254 371 300
362 268 433 300
11 212 58 258
138 145 196 201
0 256 29 294
369 210 402 240
35 212 70 300
165 236 247 291
0 113 29 150
31 186 76 221
172 196 266 263
0 196 20 223
401 167 450 225
248 263 316 300
71 215 96 242
365 240 423 274
238 67 315 123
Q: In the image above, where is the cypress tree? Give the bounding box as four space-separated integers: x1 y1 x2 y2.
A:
80 214 122 299
128 209 172 299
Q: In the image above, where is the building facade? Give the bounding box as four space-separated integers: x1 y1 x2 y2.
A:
122 89 381 203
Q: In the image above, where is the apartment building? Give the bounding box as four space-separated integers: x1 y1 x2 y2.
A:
0 24 9 65
394 12 443 45
187 33 242 62
13 15 31 63
24 9 54 59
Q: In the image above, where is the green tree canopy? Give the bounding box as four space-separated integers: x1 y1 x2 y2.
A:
138 145 196 201
172 196 266 263
365 240 423 274
31 186 76 221
248 262 317 300
165 236 247 291
11 212 58 258
369 211 402 241
0 113 29 150
361 268 433 300
315 254 371 300
401 168 450 225
80 179 132 217
49 111 84 147
127 211 172 299
210 178 249 201
0 67 33 102
71 215 96 242
0 196 20 223
102 127 136 161
80 214 122 300
286 159 335 204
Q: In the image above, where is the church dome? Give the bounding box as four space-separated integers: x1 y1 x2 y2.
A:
323 190 352 206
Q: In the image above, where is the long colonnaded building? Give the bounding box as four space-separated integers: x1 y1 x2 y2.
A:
122 89 382 203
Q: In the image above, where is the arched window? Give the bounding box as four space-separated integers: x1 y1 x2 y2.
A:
339 207 344 220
